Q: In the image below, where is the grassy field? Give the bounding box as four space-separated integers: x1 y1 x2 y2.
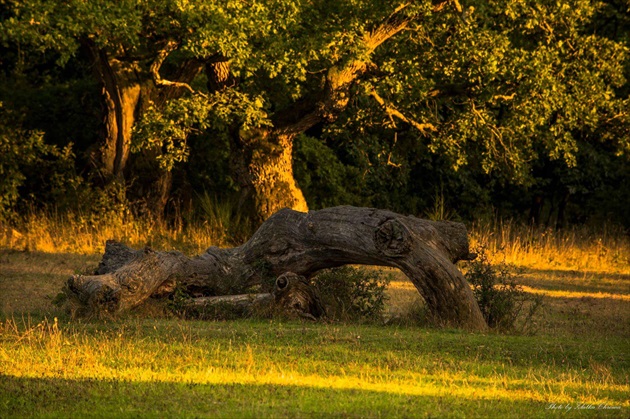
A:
0 215 629 417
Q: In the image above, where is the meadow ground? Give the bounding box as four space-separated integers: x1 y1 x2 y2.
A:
0 215 628 418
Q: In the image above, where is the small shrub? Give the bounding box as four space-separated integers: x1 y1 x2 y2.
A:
464 247 543 333
167 285 201 319
314 266 391 322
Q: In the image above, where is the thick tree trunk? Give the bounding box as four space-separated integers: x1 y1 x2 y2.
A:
88 45 172 217
63 206 487 331
205 58 308 223
90 48 142 180
230 130 308 224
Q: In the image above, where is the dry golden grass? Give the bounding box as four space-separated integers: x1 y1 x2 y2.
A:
0 211 228 256
470 220 630 275
468 220 630 337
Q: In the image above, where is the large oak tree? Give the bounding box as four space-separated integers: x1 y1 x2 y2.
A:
2 0 628 223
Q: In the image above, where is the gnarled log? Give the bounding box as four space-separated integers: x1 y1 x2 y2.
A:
63 206 487 330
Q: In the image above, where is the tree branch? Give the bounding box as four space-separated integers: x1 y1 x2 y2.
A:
363 3 415 52
263 2 462 139
274 5 419 137
150 41 207 98
369 89 437 134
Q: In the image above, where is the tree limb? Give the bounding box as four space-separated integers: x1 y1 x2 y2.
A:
274 4 419 137
150 40 207 98
363 3 415 53
369 89 437 134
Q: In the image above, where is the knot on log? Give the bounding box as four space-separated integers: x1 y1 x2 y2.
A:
374 219 411 257
274 272 326 320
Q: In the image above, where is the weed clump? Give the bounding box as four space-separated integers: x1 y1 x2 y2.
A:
464 247 543 333
314 266 391 322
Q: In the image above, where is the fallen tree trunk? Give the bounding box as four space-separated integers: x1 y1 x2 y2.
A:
63 206 487 330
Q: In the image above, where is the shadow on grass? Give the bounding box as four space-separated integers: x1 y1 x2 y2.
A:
0 374 567 418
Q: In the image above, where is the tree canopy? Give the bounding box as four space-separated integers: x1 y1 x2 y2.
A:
0 0 628 227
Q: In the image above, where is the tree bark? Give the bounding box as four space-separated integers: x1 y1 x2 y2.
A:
63 206 487 331
230 129 308 225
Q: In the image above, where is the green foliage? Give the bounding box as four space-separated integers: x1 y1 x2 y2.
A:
1 0 629 226
0 106 44 217
167 285 199 319
302 0 630 222
407 0 628 182
464 248 543 333
133 96 212 172
0 103 78 218
314 266 391 322
293 134 365 209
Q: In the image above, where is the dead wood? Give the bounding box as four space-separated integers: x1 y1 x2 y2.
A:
63 206 486 330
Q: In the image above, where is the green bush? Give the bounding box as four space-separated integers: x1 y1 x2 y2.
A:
0 104 55 218
313 266 391 322
464 247 543 333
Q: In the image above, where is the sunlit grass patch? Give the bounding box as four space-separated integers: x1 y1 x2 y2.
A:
517 269 630 296
1 318 628 417
518 286 630 301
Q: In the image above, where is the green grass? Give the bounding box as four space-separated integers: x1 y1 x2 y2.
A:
0 219 629 418
1 317 628 418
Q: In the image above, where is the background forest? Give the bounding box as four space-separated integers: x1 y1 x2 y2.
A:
0 0 628 232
